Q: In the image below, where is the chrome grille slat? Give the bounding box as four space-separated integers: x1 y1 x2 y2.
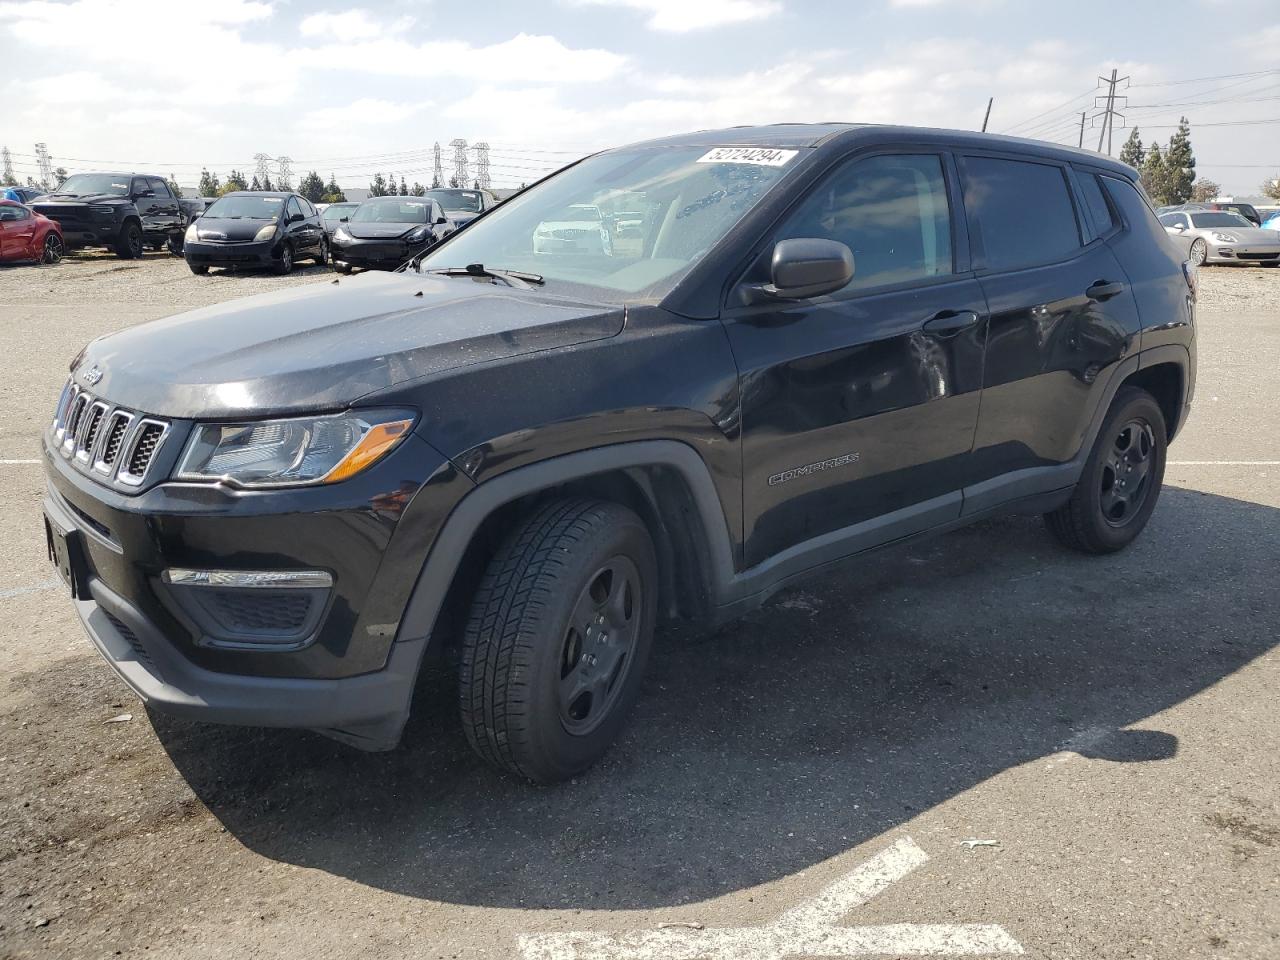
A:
51 381 170 489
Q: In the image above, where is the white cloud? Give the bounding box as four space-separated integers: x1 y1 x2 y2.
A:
300 98 426 129
567 0 781 31
298 9 411 41
299 32 625 83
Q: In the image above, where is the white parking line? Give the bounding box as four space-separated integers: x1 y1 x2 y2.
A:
518 837 1024 960
0 578 62 600
1168 460 1280 465
0 459 40 465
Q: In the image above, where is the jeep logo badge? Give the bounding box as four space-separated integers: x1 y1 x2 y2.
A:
81 365 103 386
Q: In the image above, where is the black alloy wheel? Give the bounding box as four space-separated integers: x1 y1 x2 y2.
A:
41 233 63 264
1099 418 1156 527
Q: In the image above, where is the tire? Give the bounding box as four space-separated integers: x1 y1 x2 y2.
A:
114 222 143 260
41 233 63 264
1044 386 1167 554
167 236 184 257
334 260 352 275
150 241 165 252
1189 238 1207 266
459 499 658 783
188 262 209 275
317 239 329 266
273 242 293 275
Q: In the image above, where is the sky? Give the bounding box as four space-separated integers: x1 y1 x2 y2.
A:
1 0 1277 194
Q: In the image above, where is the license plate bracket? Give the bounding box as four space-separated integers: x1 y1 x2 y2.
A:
44 513 86 599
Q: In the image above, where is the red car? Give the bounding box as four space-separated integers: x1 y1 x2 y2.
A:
0 199 64 264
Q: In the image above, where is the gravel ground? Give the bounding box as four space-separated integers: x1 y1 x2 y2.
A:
0 253 1277 960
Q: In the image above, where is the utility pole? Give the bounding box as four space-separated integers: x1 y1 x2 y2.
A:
981 98 993 132
1093 69 1129 155
1078 111 1086 148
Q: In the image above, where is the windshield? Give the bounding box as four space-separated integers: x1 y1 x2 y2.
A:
53 174 130 197
322 204 357 221
1191 212 1253 229
414 145 801 301
203 195 283 220
426 189 483 212
351 199 431 224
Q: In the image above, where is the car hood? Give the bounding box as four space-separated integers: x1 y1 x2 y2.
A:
194 217 277 242
538 220 603 232
34 193 128 205
346 221 424 240
74 270 624 419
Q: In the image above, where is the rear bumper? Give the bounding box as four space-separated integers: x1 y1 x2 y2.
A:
184 238 275 268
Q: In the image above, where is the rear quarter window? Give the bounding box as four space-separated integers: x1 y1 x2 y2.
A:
963 156 1082 272
1075 172 1115 235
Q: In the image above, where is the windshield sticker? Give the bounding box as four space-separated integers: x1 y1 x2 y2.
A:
697 147 799 167
111 183 127 190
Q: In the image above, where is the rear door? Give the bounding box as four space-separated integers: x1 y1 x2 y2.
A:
959 153 1141 510
723 150 988 566
131 177 161 237
147 178 182 236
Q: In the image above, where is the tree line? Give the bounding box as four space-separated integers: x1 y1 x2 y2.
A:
1116 117 1280 205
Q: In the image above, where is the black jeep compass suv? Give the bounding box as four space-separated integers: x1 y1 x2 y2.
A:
42 125 1196 783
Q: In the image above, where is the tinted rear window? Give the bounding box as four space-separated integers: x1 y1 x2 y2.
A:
1076 172 1114 235
964 156 1081 271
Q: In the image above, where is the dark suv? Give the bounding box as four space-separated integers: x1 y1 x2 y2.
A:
42 125 1196 783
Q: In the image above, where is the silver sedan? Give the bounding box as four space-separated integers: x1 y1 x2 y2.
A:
1159 209 1280 267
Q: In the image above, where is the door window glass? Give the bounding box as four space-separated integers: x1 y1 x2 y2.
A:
149 178 172 199
285 197 301 220
964 156 1081 271
774 153 953 291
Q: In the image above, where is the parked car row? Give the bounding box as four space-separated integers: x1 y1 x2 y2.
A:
0 199 64 264
1159 207 1280 266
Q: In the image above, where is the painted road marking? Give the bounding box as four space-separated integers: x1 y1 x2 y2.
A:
1168 460 1280 465
0 577 62 600
518 837 1024 960
0 459 40 465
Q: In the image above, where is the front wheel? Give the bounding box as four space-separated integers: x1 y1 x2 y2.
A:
273 242 293 275
114 222 143 260
459 499 658 783
188 262 209 275
1044 386 1167 554
318 238 329 266
1189 238 1207 266
41 233 63 264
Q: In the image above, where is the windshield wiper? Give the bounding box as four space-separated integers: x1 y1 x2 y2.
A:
419 263 544 287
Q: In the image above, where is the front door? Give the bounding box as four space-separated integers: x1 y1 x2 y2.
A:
721 151 988 567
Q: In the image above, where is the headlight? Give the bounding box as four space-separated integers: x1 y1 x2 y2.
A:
185 222 199 242
90 205 114 215
175 410 415 488
254 224 278 243
405 226 430 243
333 226 352 242
1210 232 1238 243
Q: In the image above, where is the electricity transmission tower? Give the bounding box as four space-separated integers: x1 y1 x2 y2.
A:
34 142 54 189
432 142 443 188
450 138 469 187
1 146 14 185
1092 70 1129 155
276 155 293 190
253 153 271 186
473 142 490 190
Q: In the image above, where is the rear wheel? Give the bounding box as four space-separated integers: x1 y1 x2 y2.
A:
1044 386 1167 554
114 222 143 259
273 242 294 275
318 238 329 266
1189 238 1207 266
459 499 658 783
40 233 63 264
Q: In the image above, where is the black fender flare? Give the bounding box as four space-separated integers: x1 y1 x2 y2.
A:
393 440 737 647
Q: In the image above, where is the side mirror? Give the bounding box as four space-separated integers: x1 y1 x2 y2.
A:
1172 223 1186 231
288 213 304 223
135 190 154 199
757 238 855 301
339 216 349 222
435 215 448 225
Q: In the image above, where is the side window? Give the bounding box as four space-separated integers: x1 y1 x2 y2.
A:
963 156 1081 271
774 153 953 292
1075 172 1114 235
1101 175 1174 244
300 198 316 218
131 178 150 197
286 197 301 220
149 178 171 199
1158 213 1187 229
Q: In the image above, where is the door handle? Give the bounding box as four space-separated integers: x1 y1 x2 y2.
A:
922 309 980 336
1086 280 1124 301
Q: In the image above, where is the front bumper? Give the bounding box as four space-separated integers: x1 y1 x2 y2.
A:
330 236 424 269
1205 243 1280 265
184 238 277 269
42 427 470 748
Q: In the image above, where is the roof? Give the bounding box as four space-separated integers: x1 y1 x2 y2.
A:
221 191 295 198
617 123 1137 178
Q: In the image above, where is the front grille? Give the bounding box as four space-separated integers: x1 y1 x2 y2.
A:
105 612 155 668
52 379 170 490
